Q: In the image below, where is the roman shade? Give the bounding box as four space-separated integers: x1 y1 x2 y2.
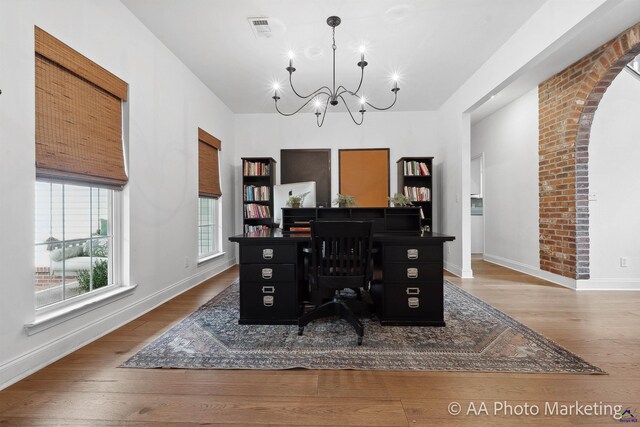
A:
35 27 128 189
198 128 222 198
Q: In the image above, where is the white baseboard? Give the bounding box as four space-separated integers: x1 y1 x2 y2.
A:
482 253 576 289
576 278 640 291
0 257 237 390
444 260 473 278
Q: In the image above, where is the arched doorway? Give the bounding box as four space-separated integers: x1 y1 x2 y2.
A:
538 22 640 281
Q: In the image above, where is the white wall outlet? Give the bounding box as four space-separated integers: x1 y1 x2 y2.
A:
588 193 597 201
185 256 190 268
620 257 628 268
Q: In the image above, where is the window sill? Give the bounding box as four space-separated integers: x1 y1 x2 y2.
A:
198 251 225 266
25 284 137 336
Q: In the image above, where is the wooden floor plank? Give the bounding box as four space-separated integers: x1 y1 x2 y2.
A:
1 392 408 426
8 374 319 398
1 260 639 426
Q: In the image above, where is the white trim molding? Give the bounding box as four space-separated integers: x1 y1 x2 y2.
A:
26 284 137 336
576 278 640 291
444 260 473 278
1 257 236 390
481 254 640 291
483 253 576 289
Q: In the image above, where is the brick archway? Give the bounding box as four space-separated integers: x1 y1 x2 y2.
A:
538 23 640 280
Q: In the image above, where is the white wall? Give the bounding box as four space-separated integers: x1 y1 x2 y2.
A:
471 89 540 272
586 70 640 289
0 0 236 388
234 111 440 233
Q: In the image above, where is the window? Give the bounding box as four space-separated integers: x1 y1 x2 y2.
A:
198 197 220 259
197 128 222 261
34 182 115 308
34 27 128 310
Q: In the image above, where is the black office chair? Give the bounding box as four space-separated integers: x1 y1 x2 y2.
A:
298 220 374 345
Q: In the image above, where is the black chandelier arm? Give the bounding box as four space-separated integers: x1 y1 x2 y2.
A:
365 90 399 111
335 67 365 98
274 91 331 117
288 73 332 99
337 94 364 126
316 94 331 127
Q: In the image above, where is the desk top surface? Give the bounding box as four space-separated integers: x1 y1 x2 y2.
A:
229 229 455 243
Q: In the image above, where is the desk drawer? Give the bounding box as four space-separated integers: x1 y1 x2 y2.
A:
383 284 443 323
240 244 297 264
239 281 298 321
383 263 442 283
240 264 295 283
384 245 443 262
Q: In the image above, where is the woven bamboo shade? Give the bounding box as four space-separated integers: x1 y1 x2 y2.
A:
35 27 128 189
198 128 222 198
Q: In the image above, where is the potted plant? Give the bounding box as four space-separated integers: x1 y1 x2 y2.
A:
388 193 413 207
77 259 109 293
333 193 358 208
287 191 310 208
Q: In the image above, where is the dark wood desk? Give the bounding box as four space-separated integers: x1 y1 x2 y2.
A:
229 226 454 327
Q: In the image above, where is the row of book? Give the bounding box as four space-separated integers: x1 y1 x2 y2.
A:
403 186 431 202
243 161 271 176
243 185 270 201
286 221 310 234
403 160 430 176
244 203 271 219
244 224 270 233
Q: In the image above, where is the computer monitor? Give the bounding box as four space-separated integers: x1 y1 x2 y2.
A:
273 181 317 226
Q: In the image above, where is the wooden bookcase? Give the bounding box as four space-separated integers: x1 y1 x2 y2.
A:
241 157 276 233
397 157 433 232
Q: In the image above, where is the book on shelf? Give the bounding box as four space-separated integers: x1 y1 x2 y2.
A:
243 185 270 202
243 160 271 176
244 203 271 219
403 160 430 176
289 226 311 232
403 186 431 202
244 224 270 233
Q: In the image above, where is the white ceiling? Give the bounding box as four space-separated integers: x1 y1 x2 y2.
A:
121 0 546 113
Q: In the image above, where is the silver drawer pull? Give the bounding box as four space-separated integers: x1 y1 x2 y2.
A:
261 286 275 294
408 297 420 309
262 248 274 260
407 268 418 279
261 268 273 279
407 249 419 260
263 295 274 307
406 287 420 295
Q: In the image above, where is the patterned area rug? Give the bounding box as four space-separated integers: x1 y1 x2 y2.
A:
121 281 603 373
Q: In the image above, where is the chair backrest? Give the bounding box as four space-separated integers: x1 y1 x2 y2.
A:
310 220 374 289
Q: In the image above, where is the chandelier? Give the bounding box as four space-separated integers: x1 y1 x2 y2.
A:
271 16 400 127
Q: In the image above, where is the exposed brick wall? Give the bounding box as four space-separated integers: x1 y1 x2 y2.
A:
538 23 640 280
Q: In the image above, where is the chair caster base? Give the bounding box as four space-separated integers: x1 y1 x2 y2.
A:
357 336 363 346
298 326 304 336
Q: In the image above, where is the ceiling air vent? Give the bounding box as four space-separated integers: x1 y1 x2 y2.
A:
248 17 272 39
